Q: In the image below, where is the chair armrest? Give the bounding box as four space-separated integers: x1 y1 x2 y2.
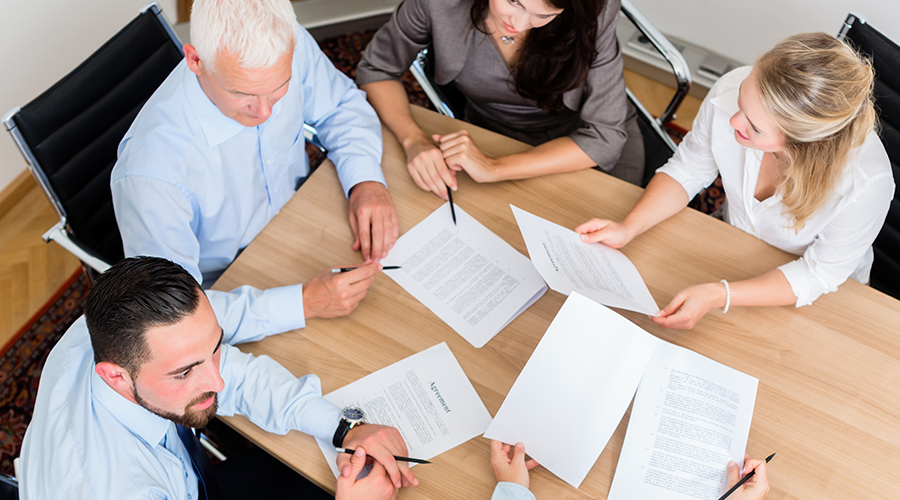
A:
42 221 111 274
619 0 691 125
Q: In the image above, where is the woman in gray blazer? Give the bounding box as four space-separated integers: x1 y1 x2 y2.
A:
357 0 645 198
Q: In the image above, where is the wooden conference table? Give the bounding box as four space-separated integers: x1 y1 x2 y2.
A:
213 106 900 500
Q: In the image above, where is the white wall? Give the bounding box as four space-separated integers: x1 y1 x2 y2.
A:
0 0 178 192
633 0 900 65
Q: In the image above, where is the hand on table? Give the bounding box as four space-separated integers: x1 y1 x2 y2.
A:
302 262 380 319
348 181 400 261
404 135 457 199
490 440 539 489
726 456 770 500
575 218 637 249
338 424 419 490
434 131 500 183
651 282 726 329
335 447 399 500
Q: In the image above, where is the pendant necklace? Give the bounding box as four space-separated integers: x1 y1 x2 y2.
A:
500 35 516 45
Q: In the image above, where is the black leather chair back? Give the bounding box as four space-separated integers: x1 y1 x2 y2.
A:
7 7 183 266
842 16 900 299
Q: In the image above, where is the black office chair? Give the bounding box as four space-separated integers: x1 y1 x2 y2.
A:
838 13 900 300
3 3 184 277
409 0 689 187
0 473 17 500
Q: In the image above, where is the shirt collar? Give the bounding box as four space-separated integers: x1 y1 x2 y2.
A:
183 67 245 148
91 368 171 447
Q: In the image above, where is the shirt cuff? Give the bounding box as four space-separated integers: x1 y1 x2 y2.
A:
295 374 343 442
267 283 306 332
338 167 388 199
491 482 536 500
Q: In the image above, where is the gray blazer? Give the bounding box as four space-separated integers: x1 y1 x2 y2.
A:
357 0 638 175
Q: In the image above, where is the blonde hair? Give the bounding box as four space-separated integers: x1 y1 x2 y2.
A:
190 0 297 70
755 32 877 230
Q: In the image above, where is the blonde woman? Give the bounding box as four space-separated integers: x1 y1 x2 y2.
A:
577 33 894 329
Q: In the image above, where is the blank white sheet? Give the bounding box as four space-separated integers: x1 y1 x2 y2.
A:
483 292 660 488
511 205 659 316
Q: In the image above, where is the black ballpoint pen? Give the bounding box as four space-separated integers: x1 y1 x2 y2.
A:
447 185 457 226
717 453 775 500
331 266 401 273
335 447 431 464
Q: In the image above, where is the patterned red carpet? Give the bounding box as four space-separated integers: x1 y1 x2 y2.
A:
0 271 89 476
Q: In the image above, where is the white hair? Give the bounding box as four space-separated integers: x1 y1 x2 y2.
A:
190 0 297 70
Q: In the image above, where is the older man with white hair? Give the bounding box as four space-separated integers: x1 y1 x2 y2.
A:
111 0 398 342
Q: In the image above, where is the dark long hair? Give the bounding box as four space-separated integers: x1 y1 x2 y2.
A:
471 0 604 111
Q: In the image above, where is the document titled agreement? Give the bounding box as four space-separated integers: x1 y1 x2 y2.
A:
510 205 658 315
484 293 757 491
382 203 547 348
316 343 492 478
608 342 758 500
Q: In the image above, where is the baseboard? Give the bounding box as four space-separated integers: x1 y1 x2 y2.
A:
0 170 35 219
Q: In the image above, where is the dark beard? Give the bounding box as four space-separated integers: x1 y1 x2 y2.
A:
133 388 219 429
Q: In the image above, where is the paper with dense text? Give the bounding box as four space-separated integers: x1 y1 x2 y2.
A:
316 343 492 477
382 203 546 348
511 205 658 315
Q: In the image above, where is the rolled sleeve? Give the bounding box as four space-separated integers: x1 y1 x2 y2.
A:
655 90 720 199
777 169 893 306
297 26 385 197
217 345 341 442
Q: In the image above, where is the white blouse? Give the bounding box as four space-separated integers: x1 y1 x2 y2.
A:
658 66 894 306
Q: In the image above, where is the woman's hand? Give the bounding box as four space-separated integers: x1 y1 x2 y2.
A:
404 135 456 199
490 440 539 489
435 131 500 183
575 219 637 249
651 282 727 329
726 456 770 500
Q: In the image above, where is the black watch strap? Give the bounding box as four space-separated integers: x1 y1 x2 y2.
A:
333 418 352 448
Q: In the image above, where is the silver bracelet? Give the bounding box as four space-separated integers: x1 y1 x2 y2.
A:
720 279 731 314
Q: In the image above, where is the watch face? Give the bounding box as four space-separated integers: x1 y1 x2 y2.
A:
342 407 365 421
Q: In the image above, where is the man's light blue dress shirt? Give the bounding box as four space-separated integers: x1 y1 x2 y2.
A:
111 23 385 341
19 312 341 500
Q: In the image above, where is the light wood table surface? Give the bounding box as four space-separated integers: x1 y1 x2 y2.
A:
213 106 900 500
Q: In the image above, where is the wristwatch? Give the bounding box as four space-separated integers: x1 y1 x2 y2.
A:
332 406 366 448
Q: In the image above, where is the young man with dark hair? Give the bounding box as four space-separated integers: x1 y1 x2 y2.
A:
19 256 416 500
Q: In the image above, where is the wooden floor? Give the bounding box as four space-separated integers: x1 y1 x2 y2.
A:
0 181 80 348
0 71 700 351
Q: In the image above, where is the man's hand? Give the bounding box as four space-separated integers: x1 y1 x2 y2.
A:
302 263 380 319
348 182 399 261
335 447 398 500
404 135 457 199
490 440 539 489
726 456 770 500
435 131 500 183
337 424 419 490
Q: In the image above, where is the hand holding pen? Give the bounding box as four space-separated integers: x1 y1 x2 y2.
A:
719 454 773 500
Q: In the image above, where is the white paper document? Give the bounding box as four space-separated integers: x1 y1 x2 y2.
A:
316 343 493 477
382 203 547 348
510 205 659 315
484 292 660 488
608 342 758 500
484 293 758 491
